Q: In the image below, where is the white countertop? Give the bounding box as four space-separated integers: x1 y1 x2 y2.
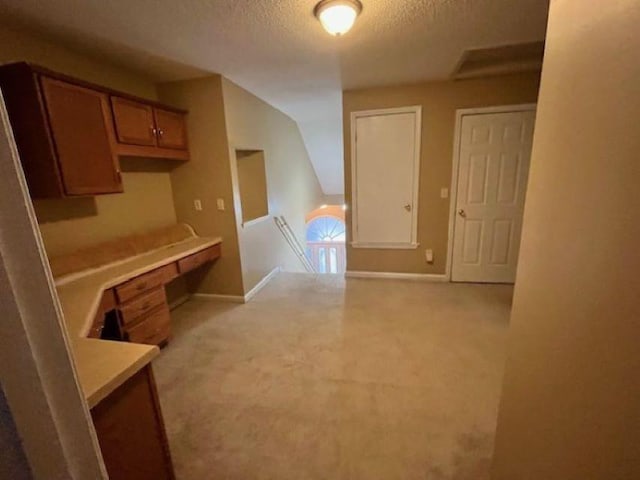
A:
56 235 222 408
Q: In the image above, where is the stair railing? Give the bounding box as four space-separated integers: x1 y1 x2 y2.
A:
274 216 316 273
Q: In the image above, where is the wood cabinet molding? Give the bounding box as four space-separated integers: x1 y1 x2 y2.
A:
22 62 187 114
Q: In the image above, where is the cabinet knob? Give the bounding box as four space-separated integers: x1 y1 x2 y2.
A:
150 126 157 136
158 129 164 137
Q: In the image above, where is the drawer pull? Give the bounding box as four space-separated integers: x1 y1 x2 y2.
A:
136 282 148 291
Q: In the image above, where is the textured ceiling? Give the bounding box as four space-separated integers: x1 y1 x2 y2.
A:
0 0 550 194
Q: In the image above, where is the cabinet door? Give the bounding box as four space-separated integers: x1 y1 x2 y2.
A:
40 77 123 195
111 97 158 146
154 108 188 150
91 366 175 480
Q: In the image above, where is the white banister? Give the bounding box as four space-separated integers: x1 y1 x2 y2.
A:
274 216 316 273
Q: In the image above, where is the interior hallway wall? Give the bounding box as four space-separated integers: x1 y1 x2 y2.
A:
342 72 540 275
491 1 640 478
222 78 325 291
158 76 245 296
324 194 345 205
0 24 178 258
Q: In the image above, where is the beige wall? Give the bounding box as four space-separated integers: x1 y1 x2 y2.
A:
0 24 178 257
343 73 540 274
324 194 345 205
222 78 325 291
158 76 245 296
491 1 640 479
0 388 32 480
158 77 323 296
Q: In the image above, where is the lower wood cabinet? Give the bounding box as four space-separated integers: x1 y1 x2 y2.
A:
91 366 175 480
90 245 222 346
123 303 172 346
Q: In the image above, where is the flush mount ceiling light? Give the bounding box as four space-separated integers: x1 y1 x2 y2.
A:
314 0 363 36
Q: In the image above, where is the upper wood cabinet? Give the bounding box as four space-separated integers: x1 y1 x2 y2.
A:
0 63 124 198
0 62 190 198
40 77 123 196
154 108 188 150
111 97 189 159
111 97 157 147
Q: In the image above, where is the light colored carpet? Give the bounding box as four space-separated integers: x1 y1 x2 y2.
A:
154 273 513 480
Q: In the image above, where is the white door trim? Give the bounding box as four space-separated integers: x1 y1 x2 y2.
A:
445 103 537 281
0 91 107 478
350 105 422 249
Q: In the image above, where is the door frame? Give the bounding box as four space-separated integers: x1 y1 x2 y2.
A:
445 103 537 281
350 105 422 249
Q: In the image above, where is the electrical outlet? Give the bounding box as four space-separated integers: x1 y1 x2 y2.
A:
194 199 202 211
425 249 434 264
440 187 449 199
216 198 225 211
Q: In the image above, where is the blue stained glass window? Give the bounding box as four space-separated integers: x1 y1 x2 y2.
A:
306 216 346 243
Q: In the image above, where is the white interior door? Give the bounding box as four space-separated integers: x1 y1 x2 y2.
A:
451 109 535 283
352 107 421 248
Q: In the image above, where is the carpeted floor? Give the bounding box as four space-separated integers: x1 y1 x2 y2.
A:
154 273 513 480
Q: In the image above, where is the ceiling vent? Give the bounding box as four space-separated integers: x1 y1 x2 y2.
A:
452 41 545 80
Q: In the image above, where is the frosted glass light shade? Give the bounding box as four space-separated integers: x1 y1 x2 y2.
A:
315 0 363 36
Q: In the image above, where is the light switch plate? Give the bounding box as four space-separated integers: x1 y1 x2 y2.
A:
194 199 202 211
440 188 449 199
216 198 225 211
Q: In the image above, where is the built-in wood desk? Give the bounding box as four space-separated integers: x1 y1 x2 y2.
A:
53 225 221 480
90 242 221 346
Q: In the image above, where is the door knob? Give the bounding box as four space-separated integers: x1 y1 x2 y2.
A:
404 204 412 212
458 209 466 217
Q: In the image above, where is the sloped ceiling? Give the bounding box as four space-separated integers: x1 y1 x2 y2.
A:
0 0 550 194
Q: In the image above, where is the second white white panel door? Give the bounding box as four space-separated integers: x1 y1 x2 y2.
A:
452 109 535 283
353 109 420 247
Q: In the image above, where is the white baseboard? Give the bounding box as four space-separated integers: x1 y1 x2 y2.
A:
192 266 281 304
192 293 246 303
244 266 281 302
345 270 448 282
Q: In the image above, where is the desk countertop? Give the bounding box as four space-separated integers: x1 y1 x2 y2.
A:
56 235 222 408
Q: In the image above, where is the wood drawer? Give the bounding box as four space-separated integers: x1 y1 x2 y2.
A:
124 305 171 346
158 262 179 284
115 264 175 303
177 245 221 274
119 287 167 326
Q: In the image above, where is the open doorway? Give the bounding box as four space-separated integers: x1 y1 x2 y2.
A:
305 205 346 274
